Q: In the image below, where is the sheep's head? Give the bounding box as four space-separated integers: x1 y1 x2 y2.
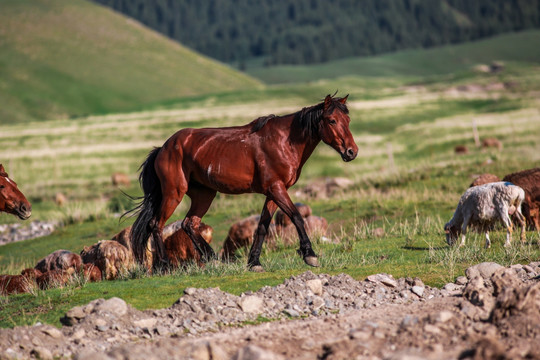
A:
444 223 460 246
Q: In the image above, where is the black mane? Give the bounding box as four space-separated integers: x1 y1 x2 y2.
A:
250 96 349 137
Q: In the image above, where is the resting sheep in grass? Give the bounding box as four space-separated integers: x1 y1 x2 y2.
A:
444 182 526 248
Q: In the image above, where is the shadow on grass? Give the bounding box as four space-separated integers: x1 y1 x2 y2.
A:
402 246 447 251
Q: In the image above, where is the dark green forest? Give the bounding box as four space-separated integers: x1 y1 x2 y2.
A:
91 0 540 67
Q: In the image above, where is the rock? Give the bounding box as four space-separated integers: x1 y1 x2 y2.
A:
62 306 86 326
466 262 503 280
233 345 286 360
455 276 468 285
306 279 323 295
239 295 264 314
42 326 63 339
133 318 157 329
95 297 128 316
283 308 300 317
411 286 424 297
432 311 454 323
366 274 398 288
184 287 197 295
31 347 53 360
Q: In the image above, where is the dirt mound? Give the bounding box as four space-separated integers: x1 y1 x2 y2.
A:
0 262 539 359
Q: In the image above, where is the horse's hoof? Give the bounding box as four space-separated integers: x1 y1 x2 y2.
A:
249 265 265 273
304 256 320 267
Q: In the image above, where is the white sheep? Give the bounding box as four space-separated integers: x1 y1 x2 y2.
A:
444 182 526 248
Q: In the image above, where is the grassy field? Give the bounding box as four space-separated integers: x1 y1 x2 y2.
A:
245 30 540 84
1 44 540 327
0 0 261 123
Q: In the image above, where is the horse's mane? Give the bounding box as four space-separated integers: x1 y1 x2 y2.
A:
250 114 277 133
250 96 349 138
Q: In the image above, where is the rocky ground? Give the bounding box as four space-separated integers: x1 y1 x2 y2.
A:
1 261 540 360
0 221 60 246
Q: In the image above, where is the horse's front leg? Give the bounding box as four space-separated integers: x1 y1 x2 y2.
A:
248 198 278 272
269 183 319 267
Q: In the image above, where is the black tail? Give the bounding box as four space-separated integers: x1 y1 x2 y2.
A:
125 147 162 264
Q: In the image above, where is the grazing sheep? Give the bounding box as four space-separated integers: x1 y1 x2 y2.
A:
82 263 102 282
481 137 502 150
112 220 184 271
111 172 131 187
165 223 213 268
220 215 265 261
80 240 134 280
444 182 526 248
0 269 39 295
54 192 67 206
34 250 82 273
454 145 468 155
36 268 75 290
274 215 329 246
503 168 540 231
220 204 329 260
275 203 312 227
469 173 501 187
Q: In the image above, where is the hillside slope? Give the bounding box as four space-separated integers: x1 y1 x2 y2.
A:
246 30 540 83
0 0 262 123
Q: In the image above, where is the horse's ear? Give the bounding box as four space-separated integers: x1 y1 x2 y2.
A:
0 164 4 173
324 94 332 110
338 94 349 104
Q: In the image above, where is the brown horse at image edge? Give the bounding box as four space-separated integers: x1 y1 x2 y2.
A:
0 164 31 220
128 94 358 272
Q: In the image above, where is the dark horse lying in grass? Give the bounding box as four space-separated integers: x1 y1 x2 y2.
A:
0 164 31 220
129 94 358 272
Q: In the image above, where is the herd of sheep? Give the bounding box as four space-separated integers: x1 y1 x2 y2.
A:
0 165 539 296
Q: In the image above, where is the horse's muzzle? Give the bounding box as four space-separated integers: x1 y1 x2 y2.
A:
341 148 358 162
16 203 32 220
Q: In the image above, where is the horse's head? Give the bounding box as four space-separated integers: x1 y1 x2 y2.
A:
0 164 32 220
319 95 358 162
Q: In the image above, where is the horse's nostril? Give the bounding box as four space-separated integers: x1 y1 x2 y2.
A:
347 148 354 156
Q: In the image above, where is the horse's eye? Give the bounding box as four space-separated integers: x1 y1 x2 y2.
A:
329 119 336 125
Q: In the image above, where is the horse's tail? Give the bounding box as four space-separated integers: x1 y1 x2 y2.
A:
126 147 162 264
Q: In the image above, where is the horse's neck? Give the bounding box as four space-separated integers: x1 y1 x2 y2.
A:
286 117 321 169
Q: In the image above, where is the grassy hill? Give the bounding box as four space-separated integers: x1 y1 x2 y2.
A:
0 0 262 123
246 30 540 84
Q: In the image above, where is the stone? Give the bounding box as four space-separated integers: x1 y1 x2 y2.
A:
455 276 468 285
233 345 286 360
465 262 503 280
366 274 398 288
184 287 197 295
31 347 53 360
42 326 63 339
133 318 157 329
95 297 128 316
239 295 264 314
306 279 323 295
411 286 424 297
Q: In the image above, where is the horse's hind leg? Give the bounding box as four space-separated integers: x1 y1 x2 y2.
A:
184 185 217 262
268 183 319 267
152 154 188 270
248 198 278 272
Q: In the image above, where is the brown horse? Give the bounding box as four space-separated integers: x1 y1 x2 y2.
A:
0 164 31 220
129 95 357 272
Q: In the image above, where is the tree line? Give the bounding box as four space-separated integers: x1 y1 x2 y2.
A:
90 0 540 67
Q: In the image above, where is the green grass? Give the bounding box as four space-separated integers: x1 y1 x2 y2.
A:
0 0 262 123
245 30 540 84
